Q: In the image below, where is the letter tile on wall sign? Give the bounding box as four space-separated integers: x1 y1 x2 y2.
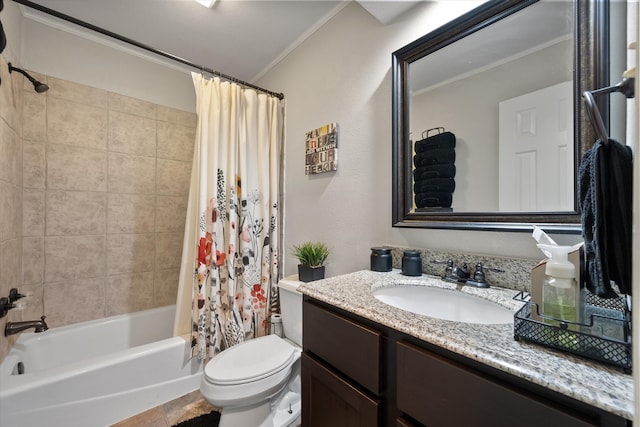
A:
305 123 338 175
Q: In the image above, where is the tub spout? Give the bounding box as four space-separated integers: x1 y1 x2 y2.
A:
4 316 48 336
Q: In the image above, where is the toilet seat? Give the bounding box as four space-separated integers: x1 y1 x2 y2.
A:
201 335 301 409
204 335 297 385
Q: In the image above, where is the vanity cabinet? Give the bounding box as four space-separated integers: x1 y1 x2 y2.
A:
302 297 630 427
396 340 596 427
302 299 382 426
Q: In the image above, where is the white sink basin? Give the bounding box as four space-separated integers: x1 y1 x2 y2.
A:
372 285 513 324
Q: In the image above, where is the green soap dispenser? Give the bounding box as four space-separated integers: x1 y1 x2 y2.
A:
536 244 581 330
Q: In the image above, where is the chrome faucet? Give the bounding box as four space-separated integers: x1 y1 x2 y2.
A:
4 316 48 336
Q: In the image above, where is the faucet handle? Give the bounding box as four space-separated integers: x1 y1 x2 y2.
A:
8 288 26 303
432 259 456 280
0 297 13 319
465 263 490 288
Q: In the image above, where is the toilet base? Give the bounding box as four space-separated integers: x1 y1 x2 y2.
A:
219 400 271 427
217 389 301 427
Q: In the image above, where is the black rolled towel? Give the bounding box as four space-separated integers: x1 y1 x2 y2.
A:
413 164 456 180
414 191 452 208
415 131 456 153
413 148 455 167
579 139 633 297
413 178 455 194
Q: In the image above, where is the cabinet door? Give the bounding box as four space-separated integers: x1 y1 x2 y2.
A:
303 300 382 394
302 353 380 427
396 341 597 427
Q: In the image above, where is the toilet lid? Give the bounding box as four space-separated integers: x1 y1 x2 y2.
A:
205 335 296 385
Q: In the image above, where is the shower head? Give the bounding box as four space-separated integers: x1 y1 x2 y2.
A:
8 63 49 93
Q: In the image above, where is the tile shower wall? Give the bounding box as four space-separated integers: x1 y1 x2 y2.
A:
0 56 25 360
21 72 196 329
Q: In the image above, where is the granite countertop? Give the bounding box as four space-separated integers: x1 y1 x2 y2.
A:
298 270 634 421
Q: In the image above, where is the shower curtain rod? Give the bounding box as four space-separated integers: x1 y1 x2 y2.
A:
12 0 285 100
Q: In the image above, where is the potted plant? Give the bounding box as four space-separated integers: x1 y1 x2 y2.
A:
292 241 329 282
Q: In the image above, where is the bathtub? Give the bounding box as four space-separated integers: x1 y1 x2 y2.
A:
0 305 203 427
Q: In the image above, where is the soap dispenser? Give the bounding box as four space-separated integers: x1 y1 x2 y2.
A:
537 244 581 330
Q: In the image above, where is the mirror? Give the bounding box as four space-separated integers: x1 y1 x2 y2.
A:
392 0 607 232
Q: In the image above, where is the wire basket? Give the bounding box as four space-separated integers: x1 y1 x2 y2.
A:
513 291 632 372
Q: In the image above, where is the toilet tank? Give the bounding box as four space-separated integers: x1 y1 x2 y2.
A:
277 275 303 347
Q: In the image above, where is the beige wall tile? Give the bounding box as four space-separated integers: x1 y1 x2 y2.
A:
0 182 15 242
44 278 106 327
0 183 21 241
156 195 187 233
23 141 46 189
108 193 155 234
23 189 44 237
154 267 179 307
45 235 106 282
155 232 184 270
47 76 108 107
4 69 200 334
22 237 44 286
0 118 21 185
157 121 195 162
18 283 45 320
109 110 157 156
109 92 156 119
107 233 155 275
47 97 107 150
105 272 155 316
47 143 107 191
46 190 106 236
157 158 191 196
0 238 22 294
22 91 46 141
0 57 20 131
157 104 197 127
108 152 156 194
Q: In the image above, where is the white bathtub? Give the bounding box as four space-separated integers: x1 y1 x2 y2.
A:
0 305 203 427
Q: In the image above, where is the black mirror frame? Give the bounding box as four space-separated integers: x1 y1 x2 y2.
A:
392 0 608 233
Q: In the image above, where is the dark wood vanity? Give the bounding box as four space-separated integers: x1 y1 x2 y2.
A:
302 297 630 427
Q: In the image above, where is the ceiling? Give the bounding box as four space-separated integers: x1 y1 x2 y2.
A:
15 0 421 83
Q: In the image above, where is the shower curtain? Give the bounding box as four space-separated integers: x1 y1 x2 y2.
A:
177 73 285 360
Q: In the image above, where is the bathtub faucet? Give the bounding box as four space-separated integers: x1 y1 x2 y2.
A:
4 316 48 336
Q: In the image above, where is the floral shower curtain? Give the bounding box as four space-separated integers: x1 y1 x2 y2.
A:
178 73 284 360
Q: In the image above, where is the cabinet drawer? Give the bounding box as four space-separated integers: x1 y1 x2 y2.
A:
303 300 382 394
396 340 597 427
302 353 380 427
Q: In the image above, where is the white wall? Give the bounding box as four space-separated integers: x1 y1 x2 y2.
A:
19 15 195 112
1 0 23 63
257 2 582 278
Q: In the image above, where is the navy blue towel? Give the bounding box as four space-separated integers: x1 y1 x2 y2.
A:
579 139 633 297
414 131 456 153
415 191 452 208
413 178 455 194
413 164 456 180
413 149 455 167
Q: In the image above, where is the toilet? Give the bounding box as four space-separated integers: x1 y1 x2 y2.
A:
200 275 303 427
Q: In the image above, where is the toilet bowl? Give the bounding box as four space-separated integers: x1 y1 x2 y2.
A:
200 276 303 427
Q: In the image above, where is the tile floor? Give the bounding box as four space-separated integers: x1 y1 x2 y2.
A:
111 390 218 427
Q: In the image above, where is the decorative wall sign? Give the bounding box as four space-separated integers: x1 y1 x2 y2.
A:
305 122 338 175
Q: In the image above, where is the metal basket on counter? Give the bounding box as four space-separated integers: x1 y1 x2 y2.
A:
513 291 632 372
